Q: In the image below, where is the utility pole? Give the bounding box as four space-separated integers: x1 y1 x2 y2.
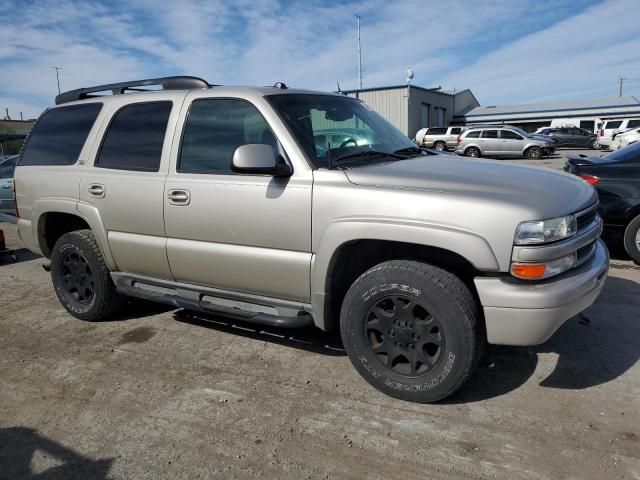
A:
51 66 62 94
618 76 625 97
356 15 363 90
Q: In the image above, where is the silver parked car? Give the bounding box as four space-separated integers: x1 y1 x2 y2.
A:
15 76 607 403
456 126 556 159
415 126 464 151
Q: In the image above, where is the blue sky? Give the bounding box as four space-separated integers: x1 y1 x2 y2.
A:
1 0 639 119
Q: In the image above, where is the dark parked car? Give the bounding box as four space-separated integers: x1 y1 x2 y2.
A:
564 142 640 263
540 127 598 149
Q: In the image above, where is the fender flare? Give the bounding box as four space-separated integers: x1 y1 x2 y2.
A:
310 219 500 330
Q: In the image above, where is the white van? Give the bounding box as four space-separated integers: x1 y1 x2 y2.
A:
599 118 640 148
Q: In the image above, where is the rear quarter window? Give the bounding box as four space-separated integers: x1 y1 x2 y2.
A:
426 128 447 135
627 119 640 128
605 121 622 129
19 103 102 166
464 130 481 138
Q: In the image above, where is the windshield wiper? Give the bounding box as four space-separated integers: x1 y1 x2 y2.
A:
334 150 406 165
393 146 426 156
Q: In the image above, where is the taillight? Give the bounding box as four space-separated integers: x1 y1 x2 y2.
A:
599 128 604 136
580 175 600 186
12 179 19 218
456 135 461 144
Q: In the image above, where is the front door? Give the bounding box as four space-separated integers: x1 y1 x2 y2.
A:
79 93 184 280
163 94 312 302
499 130 524 155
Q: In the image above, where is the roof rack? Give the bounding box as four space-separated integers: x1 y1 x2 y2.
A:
55 76 210 105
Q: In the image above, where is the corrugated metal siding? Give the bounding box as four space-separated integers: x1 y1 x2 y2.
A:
347 89 409 134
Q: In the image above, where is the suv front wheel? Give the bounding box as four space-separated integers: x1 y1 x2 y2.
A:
340 260 482 403
51 229 125 321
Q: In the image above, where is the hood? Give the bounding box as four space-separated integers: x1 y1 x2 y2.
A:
342 155 597 217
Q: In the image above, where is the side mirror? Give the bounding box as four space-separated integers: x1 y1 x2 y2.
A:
231 144 292 177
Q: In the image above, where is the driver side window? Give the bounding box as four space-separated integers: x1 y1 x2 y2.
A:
178 99 278 174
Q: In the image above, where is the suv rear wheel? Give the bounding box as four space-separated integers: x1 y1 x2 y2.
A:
433 141 446 152
464 147 480 157
525 146 542 159
589 139 599 150
623 215 640 265
340 260 482 403
51 229 125 321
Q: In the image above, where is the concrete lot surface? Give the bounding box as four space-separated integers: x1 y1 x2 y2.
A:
1 149 639 479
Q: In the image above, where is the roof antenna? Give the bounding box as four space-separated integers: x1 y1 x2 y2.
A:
337 81 341 93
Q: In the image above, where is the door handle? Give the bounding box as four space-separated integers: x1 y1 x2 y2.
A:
88 183 105 198
167 189 190 205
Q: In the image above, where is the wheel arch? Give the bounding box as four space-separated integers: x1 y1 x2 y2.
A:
311 222 499 332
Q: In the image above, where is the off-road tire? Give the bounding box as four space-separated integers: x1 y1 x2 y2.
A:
465 147 480 157
340 260 482 403
434 141 446 152
51 229 125 321
623 215 640 265
525 147 542 159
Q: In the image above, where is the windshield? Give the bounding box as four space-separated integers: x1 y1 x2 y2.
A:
267 94 416 168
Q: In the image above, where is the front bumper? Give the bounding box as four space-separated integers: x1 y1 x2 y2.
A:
474 239 609 346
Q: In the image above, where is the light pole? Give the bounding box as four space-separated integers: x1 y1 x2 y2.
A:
356 15 363 90
51 66 62 94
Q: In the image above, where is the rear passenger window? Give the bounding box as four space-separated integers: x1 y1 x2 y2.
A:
179 99 278 174
426 128 447 135
465 131 481 138
96 102 172 172
19 103 102 166
605 121 622 129
481 130 498 138
628 120 640 128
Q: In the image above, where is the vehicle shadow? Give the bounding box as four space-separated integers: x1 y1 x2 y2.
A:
173 310 346 357
0 426 113 479
0 248 41 266
444 276 640 403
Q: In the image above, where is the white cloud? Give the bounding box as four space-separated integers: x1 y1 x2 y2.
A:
0 0 637 119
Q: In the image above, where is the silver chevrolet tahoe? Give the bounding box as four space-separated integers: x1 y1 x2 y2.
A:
14 76 608 403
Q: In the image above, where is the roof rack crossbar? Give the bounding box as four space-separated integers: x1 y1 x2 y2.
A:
55 76 210 105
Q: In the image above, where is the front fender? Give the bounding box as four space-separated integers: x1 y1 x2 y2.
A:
310 218 499 330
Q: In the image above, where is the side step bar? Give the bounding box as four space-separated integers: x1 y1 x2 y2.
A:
115 281 314 329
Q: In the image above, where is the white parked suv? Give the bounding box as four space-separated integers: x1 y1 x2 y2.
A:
415 126 464 151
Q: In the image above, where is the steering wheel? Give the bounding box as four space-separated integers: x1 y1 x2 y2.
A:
339 138 358 148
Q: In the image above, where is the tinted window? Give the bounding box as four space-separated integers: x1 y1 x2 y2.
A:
96 102 171 172
481 130 498 138
450 127 462 134
426 128 447 135
465 130 481 138
501 130 523 140
628 119 640 128
179 99 278 173
605 121 622 129
0 157 17 178
19 103 102 166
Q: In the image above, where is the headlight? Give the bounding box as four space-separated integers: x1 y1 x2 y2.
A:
514 215 577 245
511 252 577 280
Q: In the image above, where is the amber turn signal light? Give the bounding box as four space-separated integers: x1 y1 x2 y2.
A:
511 263 547 280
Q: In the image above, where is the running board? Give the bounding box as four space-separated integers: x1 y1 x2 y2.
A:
114 278 314 329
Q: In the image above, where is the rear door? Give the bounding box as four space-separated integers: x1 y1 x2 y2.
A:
447 127 463 148
480 129 500 155
78 92 184 279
